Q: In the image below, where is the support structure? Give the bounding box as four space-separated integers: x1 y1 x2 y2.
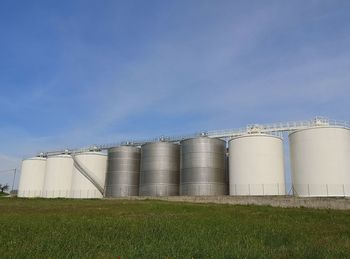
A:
39 117 349 157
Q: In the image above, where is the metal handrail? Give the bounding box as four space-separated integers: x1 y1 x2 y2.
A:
36 117 349 157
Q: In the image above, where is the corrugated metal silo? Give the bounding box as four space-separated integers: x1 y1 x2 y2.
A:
42 154 74 198
18 157 47 197
289 126 350 197
105 146 141 197
229 134 285 195
180 137 227 196
140 142 180 196
70 151 107 199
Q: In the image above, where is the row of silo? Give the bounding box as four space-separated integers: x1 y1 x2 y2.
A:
104 138 228 197
105 135 283 197
18 151 107 198
227 125 350 197
18 125 350 198
105 126 350 197
104 142 182 197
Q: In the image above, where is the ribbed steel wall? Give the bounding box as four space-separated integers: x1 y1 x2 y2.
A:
139 142 180 196
105 146 141 197
180 137 227 196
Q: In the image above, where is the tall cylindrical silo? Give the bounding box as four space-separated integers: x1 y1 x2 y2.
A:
180 137 227 196
105 146 141 197
140 142 180 196
229 134 285 196
289 126 350 197
42 154 74 198
18 157 47 197
70 151 107 199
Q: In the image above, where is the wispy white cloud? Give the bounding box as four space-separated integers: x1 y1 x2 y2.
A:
1 1 349 175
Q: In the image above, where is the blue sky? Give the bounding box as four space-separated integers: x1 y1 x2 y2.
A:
1 1 350 186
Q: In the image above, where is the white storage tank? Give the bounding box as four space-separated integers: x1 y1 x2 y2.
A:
289 126 350 197
42 154 74 198
229 134 285 195
18 157 47 197
70 151 107 199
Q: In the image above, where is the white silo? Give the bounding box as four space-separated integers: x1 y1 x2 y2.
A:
42 154 74 198
289 126 350 197
70 151 107 199
229 134 285 195
18 157 47 197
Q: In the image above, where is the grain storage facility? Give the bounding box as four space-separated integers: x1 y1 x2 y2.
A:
17 117 350 199
139 141 180 196
18 156 47 197
289 126 350 197
70 151 107 199
180 136 227 196
229 133 285 195
105 145 141 197
42 154 74 198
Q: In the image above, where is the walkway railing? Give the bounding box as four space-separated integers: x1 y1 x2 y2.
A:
36 117 349 157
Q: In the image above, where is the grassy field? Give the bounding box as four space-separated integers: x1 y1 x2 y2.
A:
0 198 349 258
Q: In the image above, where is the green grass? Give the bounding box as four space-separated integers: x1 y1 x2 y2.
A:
0 192 9 196
0 199 349 258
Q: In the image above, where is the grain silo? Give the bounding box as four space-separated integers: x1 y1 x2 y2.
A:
42 154 74 198
180 137 227 196
105 146 141 197
70 151 107 199
289 126 350 197
18 156 47 197
229 134 285 195
139 141 180 196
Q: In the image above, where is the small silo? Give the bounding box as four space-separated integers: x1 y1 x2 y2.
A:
18 156 47 197
139 141 180 196
289 126 350 197
105 145 141 197
180 137 227 196
42 154 74 198
70 151 107 199
229 134 285 195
